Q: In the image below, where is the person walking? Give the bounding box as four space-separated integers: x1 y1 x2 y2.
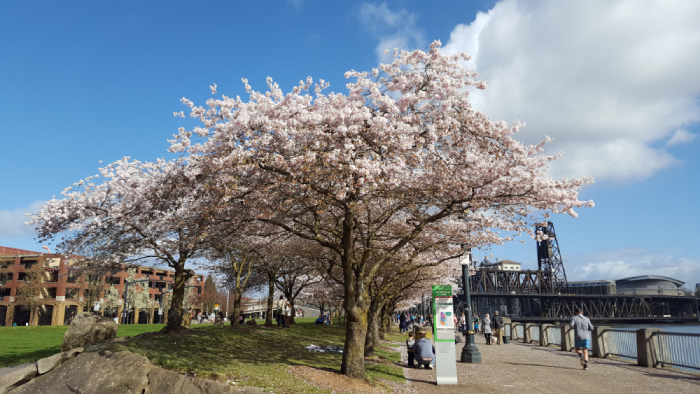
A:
570 308 595 370
483 314 492 345
492 311 504 345
399 313 407 333
459 313 466 335
276 296 286 328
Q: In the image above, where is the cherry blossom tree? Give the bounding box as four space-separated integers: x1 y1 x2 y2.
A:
30 158 221 331
171 41 593 378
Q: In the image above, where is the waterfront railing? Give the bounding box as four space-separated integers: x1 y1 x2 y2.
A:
531 325 540 343
602 329 638 359
547 325 562 346
653 332 700 370
509 323 700 371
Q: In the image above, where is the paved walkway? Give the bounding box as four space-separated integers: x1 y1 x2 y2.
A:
399 333 700 393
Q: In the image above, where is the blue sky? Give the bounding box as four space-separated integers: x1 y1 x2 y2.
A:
1 0 699 287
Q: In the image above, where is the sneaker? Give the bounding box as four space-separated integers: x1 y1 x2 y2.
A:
583 363 588 370
427 364 434 370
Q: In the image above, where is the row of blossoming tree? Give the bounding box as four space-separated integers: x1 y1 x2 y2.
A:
30 41 592 378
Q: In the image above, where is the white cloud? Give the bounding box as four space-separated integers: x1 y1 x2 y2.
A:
442 0 700 182
358 2 424 64
566 248 700 287
0 201 44 237
666 128 697 146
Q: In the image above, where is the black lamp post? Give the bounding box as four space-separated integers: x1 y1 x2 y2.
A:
460 246 481 363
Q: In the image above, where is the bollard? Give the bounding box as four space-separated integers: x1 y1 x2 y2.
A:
540 324 552 347
592 326 610 358
561 324 575 352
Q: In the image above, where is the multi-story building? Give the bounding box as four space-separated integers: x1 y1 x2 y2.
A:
0 246 203 326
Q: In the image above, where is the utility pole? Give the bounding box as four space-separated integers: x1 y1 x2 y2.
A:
460 246 481 363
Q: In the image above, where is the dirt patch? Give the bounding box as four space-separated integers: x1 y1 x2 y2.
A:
289 366 386 393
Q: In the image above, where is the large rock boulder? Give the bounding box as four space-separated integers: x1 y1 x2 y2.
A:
61 313 118 351
12 350 153 394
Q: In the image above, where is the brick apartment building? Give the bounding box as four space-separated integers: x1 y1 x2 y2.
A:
0 246 203 326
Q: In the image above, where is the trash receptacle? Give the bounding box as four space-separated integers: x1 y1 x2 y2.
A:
503 335 510 344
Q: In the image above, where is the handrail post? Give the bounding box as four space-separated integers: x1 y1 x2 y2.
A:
592 326 609 358
636 329 662 367
524 323 535 343
540 323 552 347
561 324 574 352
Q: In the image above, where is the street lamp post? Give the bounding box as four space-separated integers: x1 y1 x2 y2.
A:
460 247 481 363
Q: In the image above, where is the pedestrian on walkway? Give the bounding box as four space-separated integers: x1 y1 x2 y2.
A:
412 331 435 369
483 314 492 344
399 313 407 333
570 309 594 370
459 313 466 335
493 311 504 345
406 331 416 367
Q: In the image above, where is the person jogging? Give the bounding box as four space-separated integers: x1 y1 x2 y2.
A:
570 308 594 370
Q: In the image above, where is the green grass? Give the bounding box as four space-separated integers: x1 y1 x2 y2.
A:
0 322 406 393
0 324 166 368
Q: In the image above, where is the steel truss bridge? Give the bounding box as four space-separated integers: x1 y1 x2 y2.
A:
456 221 700 323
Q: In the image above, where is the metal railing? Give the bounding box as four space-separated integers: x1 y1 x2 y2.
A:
653 332 700 370
603 329 637 358
531 326 540 343
516 324 524 339
547 326 562 346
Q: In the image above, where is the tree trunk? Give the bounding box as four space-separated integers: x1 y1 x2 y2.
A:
231 287 242 328
264 281 275 326
288 297 297 325
342 300 369 378
165 263 186 331
364 300 381 357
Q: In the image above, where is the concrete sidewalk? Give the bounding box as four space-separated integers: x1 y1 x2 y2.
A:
398 333 700 393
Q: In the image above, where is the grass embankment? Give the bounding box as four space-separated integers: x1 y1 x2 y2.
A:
0 324 165 368
1 319 406 393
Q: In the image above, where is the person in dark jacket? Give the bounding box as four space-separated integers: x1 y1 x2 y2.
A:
492 311 504 345
406 331 416 367
399 313 407 333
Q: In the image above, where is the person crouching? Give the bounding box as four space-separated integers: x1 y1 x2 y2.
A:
412 331 435 369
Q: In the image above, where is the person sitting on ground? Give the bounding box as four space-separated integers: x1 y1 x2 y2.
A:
406 332 416 367
315 315 324 325
412 331 435 370
570 308 594 370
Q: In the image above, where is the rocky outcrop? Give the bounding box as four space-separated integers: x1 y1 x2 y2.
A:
61 313 118 351
0 363 37 394
1 350 245 394
36 347 83 374
12 350 152 394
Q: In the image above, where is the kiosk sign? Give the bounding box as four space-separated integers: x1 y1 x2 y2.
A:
432 285 458 385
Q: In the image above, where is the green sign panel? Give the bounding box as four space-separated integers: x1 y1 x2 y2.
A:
432 285 452 298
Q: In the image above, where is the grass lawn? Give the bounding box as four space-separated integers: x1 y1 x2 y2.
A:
0 324 166 368
0 321 406 393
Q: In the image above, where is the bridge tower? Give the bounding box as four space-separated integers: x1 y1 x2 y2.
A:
535 221 568 293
